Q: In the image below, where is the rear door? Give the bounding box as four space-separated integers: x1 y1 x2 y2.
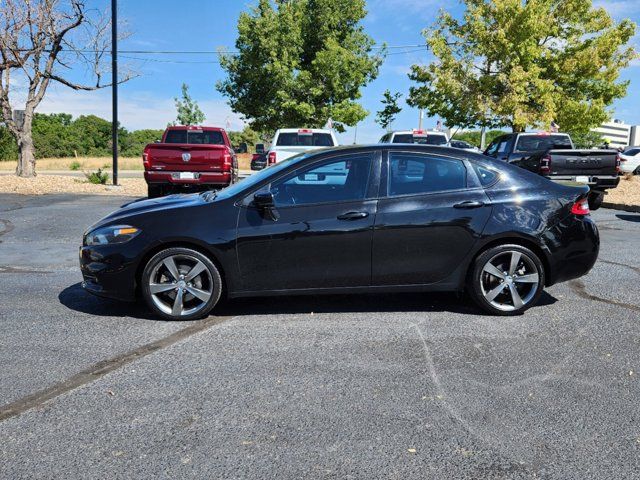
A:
373 151 492 285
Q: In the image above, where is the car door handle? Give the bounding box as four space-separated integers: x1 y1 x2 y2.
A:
453 201 485 209
337 211 369 220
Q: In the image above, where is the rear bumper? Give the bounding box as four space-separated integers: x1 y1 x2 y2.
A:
144 170 232 186
549 175 620 190
543 215 599 286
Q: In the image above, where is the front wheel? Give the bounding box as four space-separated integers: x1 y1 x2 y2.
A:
468 244 545 316
141 248 222 321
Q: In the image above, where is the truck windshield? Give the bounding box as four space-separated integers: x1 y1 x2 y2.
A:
164 130 225 145
516 135 572 152
276 133 334 147
392 134 448 145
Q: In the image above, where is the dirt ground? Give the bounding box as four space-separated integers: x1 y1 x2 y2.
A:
0 175 147 196
606 175 640 206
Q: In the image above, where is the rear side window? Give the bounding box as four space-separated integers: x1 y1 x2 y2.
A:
515 135 572 152
276 133 334 147
164 130 225 145
388 153 466 196
472 164 499 186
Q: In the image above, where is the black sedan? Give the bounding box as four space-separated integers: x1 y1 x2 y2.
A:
80 145 599 320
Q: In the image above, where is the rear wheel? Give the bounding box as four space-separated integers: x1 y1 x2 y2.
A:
588 191 604 211
147 185 163 199
468 244 545 316
141 248 222 321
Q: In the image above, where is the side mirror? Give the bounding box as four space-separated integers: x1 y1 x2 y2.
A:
253 192 279 221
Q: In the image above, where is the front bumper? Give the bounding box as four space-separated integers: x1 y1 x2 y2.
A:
79 243 139 302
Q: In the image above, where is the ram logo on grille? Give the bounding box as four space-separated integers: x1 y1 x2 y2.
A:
182 153 191 163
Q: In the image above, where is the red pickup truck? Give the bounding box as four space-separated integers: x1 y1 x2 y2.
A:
143 126 238 198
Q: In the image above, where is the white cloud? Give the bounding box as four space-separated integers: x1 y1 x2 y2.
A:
36 85 246 131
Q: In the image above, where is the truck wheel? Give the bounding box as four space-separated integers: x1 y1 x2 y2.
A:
148 185 163 199
588 192 604 211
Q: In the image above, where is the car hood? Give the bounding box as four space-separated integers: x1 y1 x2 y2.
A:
86 193 209 233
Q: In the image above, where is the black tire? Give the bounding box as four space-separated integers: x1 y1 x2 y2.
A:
141 247 223 321
468 244 545 316
634 166 640 175
588 192 604 211
147 185 163 199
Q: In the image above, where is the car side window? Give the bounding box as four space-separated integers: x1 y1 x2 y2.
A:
472 163 498 186
485 137 502 157
270 154 373 207
388 153 467 196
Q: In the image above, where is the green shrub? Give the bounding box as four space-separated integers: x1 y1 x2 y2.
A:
85 168 110 185
69 160 81 171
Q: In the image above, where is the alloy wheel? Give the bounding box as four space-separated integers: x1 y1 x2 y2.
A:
147 254 214 317
479 250 540 312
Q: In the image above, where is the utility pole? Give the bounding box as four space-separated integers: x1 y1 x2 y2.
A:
111 0 118 186
418 109 423 130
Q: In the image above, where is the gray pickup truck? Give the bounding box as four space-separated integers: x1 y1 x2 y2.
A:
484 132 620 210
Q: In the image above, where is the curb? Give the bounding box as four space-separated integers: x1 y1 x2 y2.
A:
602 202 640 213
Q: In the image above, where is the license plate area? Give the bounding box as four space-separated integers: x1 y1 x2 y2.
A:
575 176 590 184
172 172 198 180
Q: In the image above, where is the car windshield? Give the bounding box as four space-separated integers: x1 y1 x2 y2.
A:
164 130 225 145
276 132 334 147
515 135 572 152
392 134 448 145
213 153 312 201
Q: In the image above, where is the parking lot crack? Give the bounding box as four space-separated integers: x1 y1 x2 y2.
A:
569 279 640 313
0 314 236 423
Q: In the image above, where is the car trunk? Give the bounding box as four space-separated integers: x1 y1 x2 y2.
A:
548 149 618 176
146 144 228 172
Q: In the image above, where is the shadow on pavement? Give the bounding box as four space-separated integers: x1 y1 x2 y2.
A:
616 214 640 223
60 282 558 319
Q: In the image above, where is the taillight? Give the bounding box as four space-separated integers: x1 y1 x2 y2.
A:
143 147 151 169
540 154 552 175
571 198 590 216
268 151 277 165
222 151 232 171
616 153 621 174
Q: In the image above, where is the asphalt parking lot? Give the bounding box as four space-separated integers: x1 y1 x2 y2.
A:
0 193 639 479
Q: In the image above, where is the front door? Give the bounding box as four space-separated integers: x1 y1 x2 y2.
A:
236 152 379 292
373 151 492 285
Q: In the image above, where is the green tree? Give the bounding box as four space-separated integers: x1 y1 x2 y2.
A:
375 90 403 131
218 0 383 133
569 130 604 149
120 129 165 157
173 83 206 126
452 130 506 148
408 0 637 134
227 126 262 151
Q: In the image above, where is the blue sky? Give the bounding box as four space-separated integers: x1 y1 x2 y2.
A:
38 0 640 144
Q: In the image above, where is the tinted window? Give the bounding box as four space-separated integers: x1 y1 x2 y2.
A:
515 134 572 152
392 134 448 145
472 164 498 186
270 154 372 206
276 132 335 147
164 130 225 145
450 140 474 149
388 153 466 196
624 148 639 156
485 137 503 156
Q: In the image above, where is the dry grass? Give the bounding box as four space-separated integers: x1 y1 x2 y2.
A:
0 153 252 172
0 157 143 171
606 174 640 206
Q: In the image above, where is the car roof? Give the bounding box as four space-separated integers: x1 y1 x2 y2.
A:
276 128 333 134
166 126 224 131
302 143 485 160
390 130 448 135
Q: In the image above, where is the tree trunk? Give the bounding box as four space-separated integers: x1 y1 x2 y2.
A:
15 117 36 178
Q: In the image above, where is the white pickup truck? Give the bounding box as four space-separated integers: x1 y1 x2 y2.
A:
266 128 339 166
379 129 449 145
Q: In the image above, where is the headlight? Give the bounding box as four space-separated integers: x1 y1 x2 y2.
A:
85 225 141 246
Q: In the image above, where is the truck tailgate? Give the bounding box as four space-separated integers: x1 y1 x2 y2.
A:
146 144 228 171
548 149 618 176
